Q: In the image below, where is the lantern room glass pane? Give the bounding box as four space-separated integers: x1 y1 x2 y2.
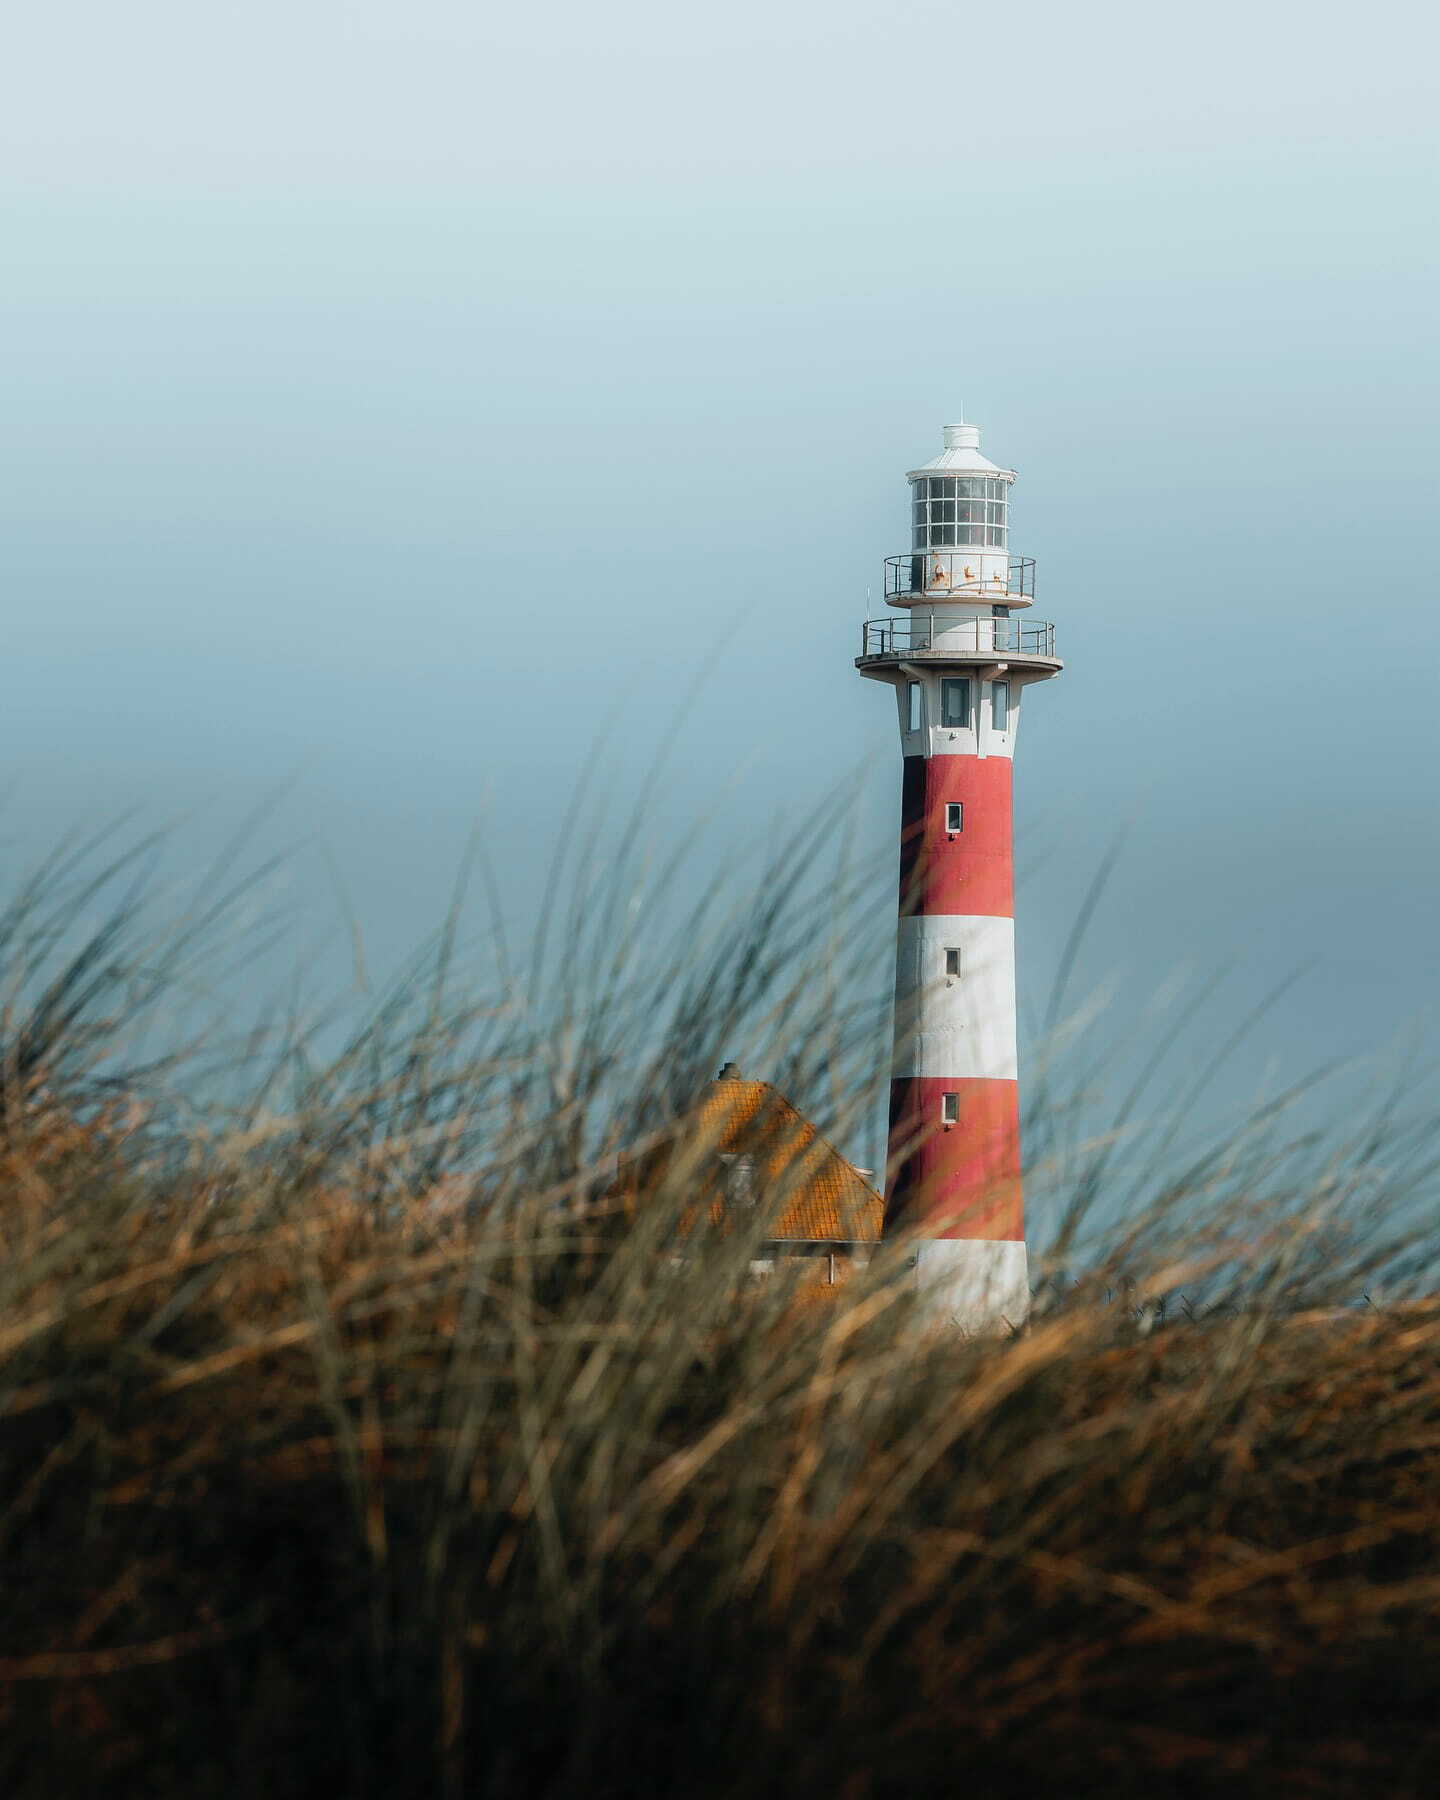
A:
907 476 1012 552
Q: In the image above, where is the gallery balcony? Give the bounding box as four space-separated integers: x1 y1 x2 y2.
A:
884 553 1036 604
856 615 1060 671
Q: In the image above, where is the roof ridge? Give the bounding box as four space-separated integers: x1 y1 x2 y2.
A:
744 1080 881 1204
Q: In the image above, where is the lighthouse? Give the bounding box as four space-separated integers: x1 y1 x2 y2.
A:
857 422 1061 1329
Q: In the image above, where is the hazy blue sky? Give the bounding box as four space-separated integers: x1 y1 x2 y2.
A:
3 1 1437 1141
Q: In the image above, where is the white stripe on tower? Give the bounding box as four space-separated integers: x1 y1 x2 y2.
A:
891 914 1019 1082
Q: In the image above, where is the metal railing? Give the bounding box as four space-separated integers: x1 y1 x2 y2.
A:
885 553 1036 602
859 617 1057 659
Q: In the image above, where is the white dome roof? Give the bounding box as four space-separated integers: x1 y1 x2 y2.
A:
907 422 1015 480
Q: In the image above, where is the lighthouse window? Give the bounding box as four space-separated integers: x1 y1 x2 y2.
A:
941 678 971 728
911 476 1009 551
945 947 962 977
941 1092 959 1124
906 681 923 732
991 680 1010 732
945 803 964 833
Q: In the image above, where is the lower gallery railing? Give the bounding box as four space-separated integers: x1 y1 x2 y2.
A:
860 618 1056 658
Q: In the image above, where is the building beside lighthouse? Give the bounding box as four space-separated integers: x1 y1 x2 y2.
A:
857 422 1061 1330
610 1063 883 1298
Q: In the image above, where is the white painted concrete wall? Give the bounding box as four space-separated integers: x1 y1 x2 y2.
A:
901 549 1015 596
891 914 1019 1081
894 670 1021 761
913 1238 1030 1331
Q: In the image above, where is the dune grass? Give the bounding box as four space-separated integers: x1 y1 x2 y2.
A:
0 828 1436 1798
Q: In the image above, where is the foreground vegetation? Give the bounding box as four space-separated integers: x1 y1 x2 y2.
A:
0 829 1437 1796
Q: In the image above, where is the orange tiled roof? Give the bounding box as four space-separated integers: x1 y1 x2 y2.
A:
690 1079 883 1243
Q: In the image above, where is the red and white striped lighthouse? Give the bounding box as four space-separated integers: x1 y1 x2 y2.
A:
858 422 1061 1329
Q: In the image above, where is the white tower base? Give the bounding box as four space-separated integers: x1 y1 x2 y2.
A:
913 1238 1030 1334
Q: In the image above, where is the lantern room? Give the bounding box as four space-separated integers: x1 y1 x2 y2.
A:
857 420 1060 673
889 422 1032 609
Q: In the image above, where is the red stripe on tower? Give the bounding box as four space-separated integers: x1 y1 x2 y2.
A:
898 754 1015 919
856 421 1062 1329
885 1076 1023 1239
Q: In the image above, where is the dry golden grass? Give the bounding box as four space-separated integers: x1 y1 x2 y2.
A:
1 1102 1437 1799
0 826 1435 1796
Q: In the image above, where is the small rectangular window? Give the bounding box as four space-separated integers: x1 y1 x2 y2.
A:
992 680 1010 731
906 681 923 732
941 1092 959 1124
940 678 971 729
944 947 961 976
945 802 963 833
